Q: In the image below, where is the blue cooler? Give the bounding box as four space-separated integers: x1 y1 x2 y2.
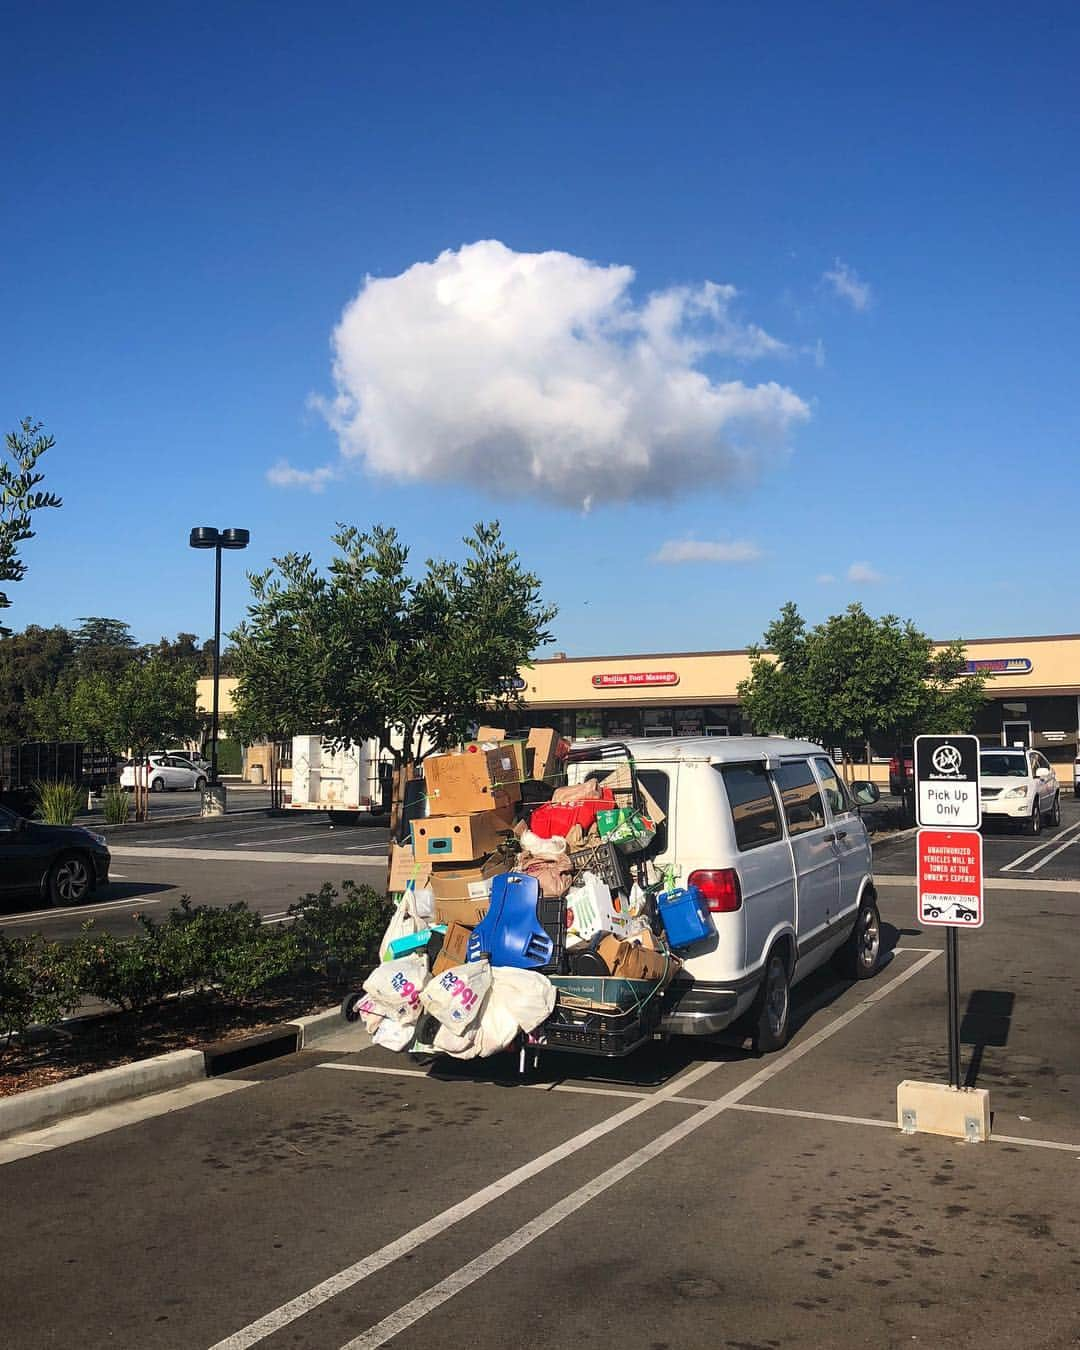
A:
657 885 712 949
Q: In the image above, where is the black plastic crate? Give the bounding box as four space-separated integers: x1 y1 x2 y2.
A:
541 996 661 1057
537 893 567 974
568 841 630 893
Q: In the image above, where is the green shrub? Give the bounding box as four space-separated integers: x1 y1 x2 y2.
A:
0 934 80 1045
102 785 131 825
289 880 390 981
69 924 172 1013
146 898 299 999
34 778 83 826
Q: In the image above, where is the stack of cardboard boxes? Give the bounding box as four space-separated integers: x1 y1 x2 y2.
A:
388 729 565 976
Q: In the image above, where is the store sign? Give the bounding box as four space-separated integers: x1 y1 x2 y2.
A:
498 676 527 692
962 657 1032 676
592 671 680 689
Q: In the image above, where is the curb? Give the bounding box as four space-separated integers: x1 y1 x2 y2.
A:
96 807 270 835
871 826 918 854
0 1004 346 1140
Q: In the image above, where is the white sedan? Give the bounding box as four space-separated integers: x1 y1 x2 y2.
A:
120 754 208 793
979 748 1060 835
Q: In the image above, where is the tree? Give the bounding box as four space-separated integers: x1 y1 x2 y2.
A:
738 602 987 775
108 657 199 819
230 521 556 789
0 418 62 624
0 624 75 741
73 617 138 678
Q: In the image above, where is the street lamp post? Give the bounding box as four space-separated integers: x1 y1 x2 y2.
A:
189 527 249 793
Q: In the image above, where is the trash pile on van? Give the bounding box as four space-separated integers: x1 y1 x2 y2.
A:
345 732 704 1066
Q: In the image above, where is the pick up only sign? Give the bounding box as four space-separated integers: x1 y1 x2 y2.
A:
917 828 984 928
914 734 981 828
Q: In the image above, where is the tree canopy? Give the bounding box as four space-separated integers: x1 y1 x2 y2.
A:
229 521 556 764
0 418 62 624
737 601 987 756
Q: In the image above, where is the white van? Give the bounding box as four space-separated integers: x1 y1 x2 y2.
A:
569 736 882 1052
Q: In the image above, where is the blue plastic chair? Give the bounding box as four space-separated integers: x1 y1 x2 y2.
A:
466 872 554 969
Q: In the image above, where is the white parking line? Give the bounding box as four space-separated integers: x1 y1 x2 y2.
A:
209 950 938 1350
109 846 382 866
1000 818 1080 872
333 951 942 1350
1021 826 1080 874
1 895 165 925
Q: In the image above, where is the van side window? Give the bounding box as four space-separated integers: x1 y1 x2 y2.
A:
718 763 783 851
636 769 670 853
774 760 827 835
813 757 851 816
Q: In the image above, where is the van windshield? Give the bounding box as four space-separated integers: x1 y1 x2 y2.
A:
979 753 1027 778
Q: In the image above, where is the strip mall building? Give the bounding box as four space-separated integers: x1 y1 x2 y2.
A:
201 631 1080 786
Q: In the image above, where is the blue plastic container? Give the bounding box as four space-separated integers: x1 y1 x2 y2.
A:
657 885 712 949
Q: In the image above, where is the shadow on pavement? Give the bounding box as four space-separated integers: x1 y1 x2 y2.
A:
960 988 1014 1089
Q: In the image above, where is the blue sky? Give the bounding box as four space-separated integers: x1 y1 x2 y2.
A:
4 1 1078 654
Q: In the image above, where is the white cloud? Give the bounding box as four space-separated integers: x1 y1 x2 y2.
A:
816 572 836 584
652 538 763 565
267 460 338 493
314 240 810 510
847 561 883 583
822 259 873 312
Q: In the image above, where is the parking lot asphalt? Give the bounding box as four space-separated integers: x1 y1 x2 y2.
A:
2 877 1077 1349
0 812 391 941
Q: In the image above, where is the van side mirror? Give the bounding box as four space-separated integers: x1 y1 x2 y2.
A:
851 781 880 806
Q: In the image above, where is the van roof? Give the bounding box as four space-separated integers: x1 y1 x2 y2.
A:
569 735 828 764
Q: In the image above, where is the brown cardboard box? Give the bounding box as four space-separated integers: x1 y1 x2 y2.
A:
526 727 563 785
474 726 507 742
430 854 508 913
595 931 680 985
434 898 489 927
387 842 431 894
465 737 526 782
431 921 474 975
424 749 522 814
413 810 514 864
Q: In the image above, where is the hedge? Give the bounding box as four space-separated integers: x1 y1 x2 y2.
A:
1 881 391 1046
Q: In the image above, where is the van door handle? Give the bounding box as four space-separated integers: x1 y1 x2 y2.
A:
825 829 847 843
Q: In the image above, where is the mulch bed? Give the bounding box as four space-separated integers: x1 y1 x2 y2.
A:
0 973 358 1099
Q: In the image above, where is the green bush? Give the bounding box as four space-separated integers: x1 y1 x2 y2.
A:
0 934 79 1044
101 785 131 825
69 925 172 1014
289 881 390 981
34 778 83 825
147 898 300 1000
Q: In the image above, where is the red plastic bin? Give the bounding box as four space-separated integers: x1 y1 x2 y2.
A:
529 790 616 839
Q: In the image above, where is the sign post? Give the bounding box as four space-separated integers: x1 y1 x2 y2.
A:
914 735 983 1091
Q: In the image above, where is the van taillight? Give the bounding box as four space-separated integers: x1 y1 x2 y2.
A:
688 868 742 913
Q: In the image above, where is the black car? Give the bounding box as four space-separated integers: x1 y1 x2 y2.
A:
0 804 111 906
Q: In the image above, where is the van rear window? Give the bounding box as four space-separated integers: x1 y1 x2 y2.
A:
718 763 783 851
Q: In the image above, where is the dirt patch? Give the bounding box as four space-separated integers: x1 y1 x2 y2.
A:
0 973 361 1099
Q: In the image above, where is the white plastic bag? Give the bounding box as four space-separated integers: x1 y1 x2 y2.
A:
433 1023 481 1058
520 829 569 859
420 960 492 1031
373 1018 416 1052
412 886 435 921
565 872 633 948
363 954 428 1023
378 891 421 962
489 966 556 1034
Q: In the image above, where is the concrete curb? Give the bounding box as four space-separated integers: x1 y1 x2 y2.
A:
0 1005 345 1140
871 826 919 855
96 808 269 835
0 1048 205 1139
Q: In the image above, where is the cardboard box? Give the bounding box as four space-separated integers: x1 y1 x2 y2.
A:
430 854 508 916
594 931 680 985
424 748 522 814
431 921 474 975
413 810 514 863
474 726 507 742
527 727 563 785
387 841 431 894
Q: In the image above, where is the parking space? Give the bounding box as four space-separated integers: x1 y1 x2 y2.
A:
2 876 1076 1349
874 790 1080 882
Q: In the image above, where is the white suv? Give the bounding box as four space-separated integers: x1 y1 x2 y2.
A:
570 737 882 1053
979 748 1060 834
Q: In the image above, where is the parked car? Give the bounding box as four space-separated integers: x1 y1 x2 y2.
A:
979 748 1059 834
163 748 212 776
0 803 110 905
566 737 883 1053
889 746 914 796
120 754 207 793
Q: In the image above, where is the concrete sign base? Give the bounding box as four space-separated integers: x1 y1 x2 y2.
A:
897 1080 991 1143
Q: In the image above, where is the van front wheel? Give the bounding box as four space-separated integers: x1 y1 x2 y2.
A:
752 951 791 1054
836 899 882 981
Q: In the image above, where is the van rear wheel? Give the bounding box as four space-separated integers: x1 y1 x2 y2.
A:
751 951 791 1054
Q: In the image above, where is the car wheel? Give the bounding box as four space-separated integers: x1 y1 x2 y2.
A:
194 776 207 791
1049 794 1061 828
751 949 791 1054
150 777 166 793
1025 803 1041 836
836 898 882 980
48 854 93 905
341 991 365 1023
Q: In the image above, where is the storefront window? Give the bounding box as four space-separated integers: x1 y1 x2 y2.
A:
603 709 642 739
574 708 603 740
642 708 674 737
673 708 704 736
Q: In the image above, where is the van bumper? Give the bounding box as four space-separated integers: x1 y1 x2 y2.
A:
660 979 753 1036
